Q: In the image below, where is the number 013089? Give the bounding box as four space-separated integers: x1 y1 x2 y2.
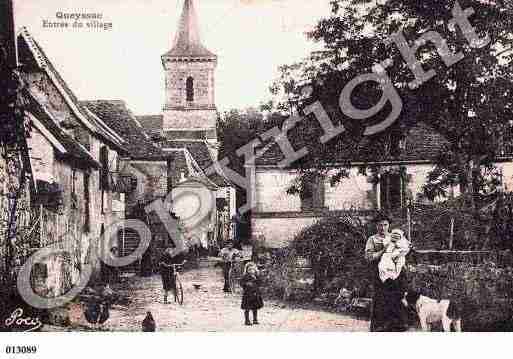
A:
5 345 38 354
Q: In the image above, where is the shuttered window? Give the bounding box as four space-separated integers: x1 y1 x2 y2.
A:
300 176 325 211
84 172 90 232
99 146 109 190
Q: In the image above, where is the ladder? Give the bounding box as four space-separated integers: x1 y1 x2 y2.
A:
118 228 141 273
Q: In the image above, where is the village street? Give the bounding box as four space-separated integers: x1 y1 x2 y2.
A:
86 261 369 332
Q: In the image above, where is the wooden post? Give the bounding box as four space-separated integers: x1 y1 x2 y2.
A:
0 0 17 286
407 200 412 242
449 217 455 250
386 175 391 211
39 204 43 246
376 173 381 210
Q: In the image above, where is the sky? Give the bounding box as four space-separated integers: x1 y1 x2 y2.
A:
14 0 330 115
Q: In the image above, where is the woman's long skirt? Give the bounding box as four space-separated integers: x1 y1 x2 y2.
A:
370 266 408 332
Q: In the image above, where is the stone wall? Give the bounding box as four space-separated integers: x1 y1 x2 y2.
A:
251 164 437 248
498 162 513 192
252 212 375 249
162 109 217 133
259 245 513 331
123 160 168 215
252 216 321 249
163 61 216 109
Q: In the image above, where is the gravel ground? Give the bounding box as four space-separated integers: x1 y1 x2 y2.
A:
44 262 369 332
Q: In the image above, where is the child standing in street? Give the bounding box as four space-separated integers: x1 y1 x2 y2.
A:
219 242 241 293
240 262 264 326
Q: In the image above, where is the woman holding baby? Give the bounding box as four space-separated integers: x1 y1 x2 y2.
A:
365 214 411 332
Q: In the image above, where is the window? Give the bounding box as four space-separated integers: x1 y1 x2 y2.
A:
300 175 325 211
99 146 109 190
379 170 406 210
99 146 109 214
71 169 76 195
84 172 90 232
167 158 173 193
71 169 78 209
186 77 194 102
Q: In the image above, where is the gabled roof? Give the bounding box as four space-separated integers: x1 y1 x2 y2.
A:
254 122 450 167
162 140 229 187
82 100 169 161
17 27 127 154
167 148 190 179
164 148 217 189
24 89 100 169
162 0 216 59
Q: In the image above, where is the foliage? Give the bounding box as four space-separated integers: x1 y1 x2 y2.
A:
288 215 372 295
491 192 513 251
217 108 264 180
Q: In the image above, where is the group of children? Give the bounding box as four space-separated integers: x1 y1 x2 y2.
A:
154 228 410 329
155 242 264 327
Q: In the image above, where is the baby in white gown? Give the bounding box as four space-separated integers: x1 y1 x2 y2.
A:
378 229 411 283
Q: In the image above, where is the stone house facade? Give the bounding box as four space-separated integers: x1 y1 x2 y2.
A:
17 28 130 295
82 100 171 216
250 122 513 248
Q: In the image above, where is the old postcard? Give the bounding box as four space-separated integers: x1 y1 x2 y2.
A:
1 0 513 351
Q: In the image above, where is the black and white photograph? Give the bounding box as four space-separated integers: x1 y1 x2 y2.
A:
1 0 513 354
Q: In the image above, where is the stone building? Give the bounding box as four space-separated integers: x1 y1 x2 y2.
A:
82 100 171 217
83 100 176 267
137 0 236 248
16 28 130 295
249 122 513 248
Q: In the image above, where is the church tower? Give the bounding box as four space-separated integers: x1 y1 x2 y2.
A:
161 0 218 144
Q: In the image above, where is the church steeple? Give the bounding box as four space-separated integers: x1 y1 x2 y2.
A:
161 0 218 144
163 0 216 59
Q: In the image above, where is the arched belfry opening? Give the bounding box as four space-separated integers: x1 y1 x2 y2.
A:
186 77 194 102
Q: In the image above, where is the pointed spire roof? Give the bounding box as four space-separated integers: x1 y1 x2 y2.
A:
163 0 216 59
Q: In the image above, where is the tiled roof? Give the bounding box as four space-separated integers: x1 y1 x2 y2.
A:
162 140 228 187
401 122 450 161
136 115 163 137
17 28 127 154
24 90 100 169
162 0 216 59
82 100 169 160
254 122 450 166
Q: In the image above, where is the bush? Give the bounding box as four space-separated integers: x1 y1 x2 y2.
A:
288 215 372 296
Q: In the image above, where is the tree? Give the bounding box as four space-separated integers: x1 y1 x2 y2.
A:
270 0 513 210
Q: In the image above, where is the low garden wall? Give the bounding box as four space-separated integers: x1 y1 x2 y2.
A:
256 244 513 331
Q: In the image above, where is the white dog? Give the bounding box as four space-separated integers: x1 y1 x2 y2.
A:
402 290 462 332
